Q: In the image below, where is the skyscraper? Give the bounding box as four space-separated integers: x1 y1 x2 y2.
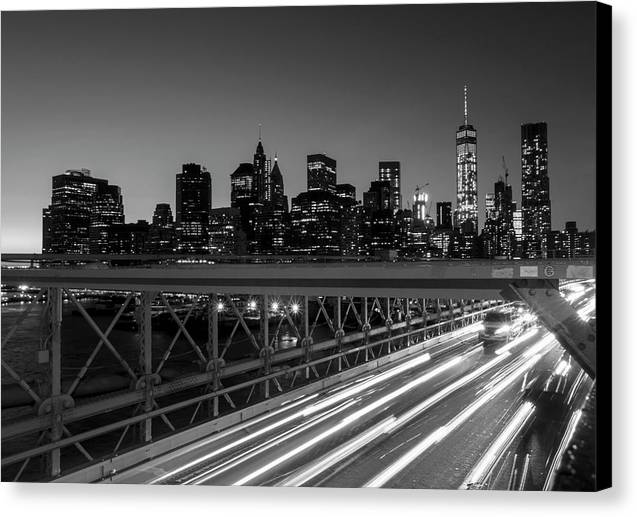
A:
412 186 430 223
436 202 453 230
176 163 211 254
230 162 258 251
521 122 551 258
379 161 401 211
307 154 337 193
493 174 515 258
513 207 523 258
209 207 246 255
89 182 124 254
108 220 150 254
290 190 341 255
253 136 271 203
268 155 287 210
230 163 255 207
455 85 479 236
148 203 176 253
336 183 359 256
42 169 123 254
255 155 289 254
363 180 392 212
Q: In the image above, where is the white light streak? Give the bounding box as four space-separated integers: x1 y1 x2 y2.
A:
365 346 551 487
494 327 539 355
459 401 535 489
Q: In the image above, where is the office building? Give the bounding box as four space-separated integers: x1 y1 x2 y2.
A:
436 202 453 230
148 203 176 253
42 168 123 254
176 163 212 254
521 122 551 258
455 85 479 236
379 161 401 211
307 154 337 193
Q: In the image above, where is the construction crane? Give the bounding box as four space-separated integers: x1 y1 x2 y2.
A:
413 183 432 221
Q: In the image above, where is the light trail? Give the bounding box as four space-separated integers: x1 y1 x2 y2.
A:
566 370 586 405
147 394 319 484
149 322 483 484
150 347 435 483
494 327 539 355
186 399 359 485
459 401 535 489
364 344 553 488
231 349 477 486
278 329 543 487
276 417 397 487
577 299 596 320
543 408 583 490
300 352 431 417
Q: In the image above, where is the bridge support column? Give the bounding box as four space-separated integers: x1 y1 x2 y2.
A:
335 298 343 372
303 296 311 380
404 297 411 348
44 287 63 477
262 294 270 399
363 297 369 363
207 295 220 417
385 297 393 355
448 299 455 330
137 291 156 442
502 280 596 378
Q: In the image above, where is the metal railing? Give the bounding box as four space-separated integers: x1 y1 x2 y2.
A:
1 297 501 480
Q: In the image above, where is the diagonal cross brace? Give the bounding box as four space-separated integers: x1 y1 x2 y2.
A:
502 280 596 379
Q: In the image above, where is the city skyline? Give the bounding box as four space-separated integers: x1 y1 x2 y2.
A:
1 4 597 253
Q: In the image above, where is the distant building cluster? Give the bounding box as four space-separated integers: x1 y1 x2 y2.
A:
41 88 595 259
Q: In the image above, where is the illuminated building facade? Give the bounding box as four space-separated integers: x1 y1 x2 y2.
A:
231 162 258 249
148 203 176 253
176 162 211 254
513 208 523 258
436 202 453 230
254 156 289 254
290 190 341 255
455 86 479 237
108 220 150 254
521 122 551 258
482 177 515 258
547 221 596 259
42 168 123 254
379 161 401 211
307 154 337 193
210 207 246 255
253 138 271 203
412 186 429 223
336 183 359 256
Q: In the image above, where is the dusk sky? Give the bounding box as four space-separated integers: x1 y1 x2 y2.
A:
1 3 597 253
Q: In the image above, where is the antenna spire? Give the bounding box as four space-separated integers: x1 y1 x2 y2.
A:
258 123 262 141
463 85 468 125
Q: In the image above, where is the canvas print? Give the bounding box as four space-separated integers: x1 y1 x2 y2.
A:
0 2 609 490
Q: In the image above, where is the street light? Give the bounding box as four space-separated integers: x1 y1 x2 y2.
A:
216 301 225 312
291 303 300 314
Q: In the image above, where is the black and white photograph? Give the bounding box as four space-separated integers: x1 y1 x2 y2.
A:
0 0 612 498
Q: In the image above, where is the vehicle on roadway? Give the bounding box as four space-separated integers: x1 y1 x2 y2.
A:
479 303 534 350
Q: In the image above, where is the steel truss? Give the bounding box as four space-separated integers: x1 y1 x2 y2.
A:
2 287 501 481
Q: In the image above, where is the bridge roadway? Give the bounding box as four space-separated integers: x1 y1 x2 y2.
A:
104 291 594 488
1 258 595 298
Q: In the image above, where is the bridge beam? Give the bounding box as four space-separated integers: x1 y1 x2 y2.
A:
502 280 596 379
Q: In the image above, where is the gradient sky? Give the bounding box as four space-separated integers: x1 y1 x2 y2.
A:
1 3 598 253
